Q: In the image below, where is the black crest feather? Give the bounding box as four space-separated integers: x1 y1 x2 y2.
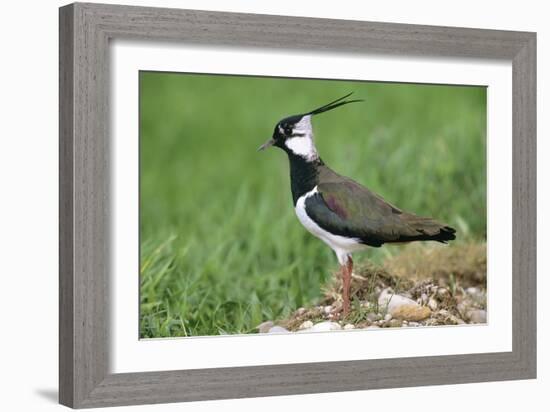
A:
306 92 364 116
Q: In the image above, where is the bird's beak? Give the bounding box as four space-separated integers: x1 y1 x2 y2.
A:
258 138 275 151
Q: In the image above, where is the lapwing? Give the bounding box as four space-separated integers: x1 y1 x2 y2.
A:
259 93 456 317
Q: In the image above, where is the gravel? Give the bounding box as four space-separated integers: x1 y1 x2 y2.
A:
259 245 487 334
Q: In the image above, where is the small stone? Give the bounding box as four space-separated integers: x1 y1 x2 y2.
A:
421 293 429 304
467 309 487 324
388 319 403 328
408 322 420 327
267 326 289 334
310 321 342 332
437 288 451 299
384 313 393 322
296 307 306 316
378 288 417 312
324 305 333 314
299 320 313 330
392 305 431 321
456 303 467 318
367 312 381 322
257 321 274 333
428 297 438 311
343 324 355 330
466 287 479 295
366 325 380 329
438 309 450 317
446 315 462 325
379 288 431 321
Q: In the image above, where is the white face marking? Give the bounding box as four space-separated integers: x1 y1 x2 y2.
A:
285 137 318 161
284 115 319 161
292 115 313 136
295 186 367 265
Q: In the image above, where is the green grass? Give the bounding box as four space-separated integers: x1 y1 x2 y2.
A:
139 72 486 338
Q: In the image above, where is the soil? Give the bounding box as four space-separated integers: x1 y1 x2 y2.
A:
277 242 487 331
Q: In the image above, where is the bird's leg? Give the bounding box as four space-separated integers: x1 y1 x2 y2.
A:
342 255 353 317
340 264 347 317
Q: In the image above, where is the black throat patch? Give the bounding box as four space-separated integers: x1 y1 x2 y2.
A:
286 151 324 205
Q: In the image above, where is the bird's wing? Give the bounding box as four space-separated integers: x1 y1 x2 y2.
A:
305 176 455 247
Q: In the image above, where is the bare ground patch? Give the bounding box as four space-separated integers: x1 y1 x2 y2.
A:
259 242 487 334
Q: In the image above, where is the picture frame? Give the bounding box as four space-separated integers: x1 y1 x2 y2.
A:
59 2 536 408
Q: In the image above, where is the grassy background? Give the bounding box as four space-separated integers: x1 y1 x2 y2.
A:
139 72 486 338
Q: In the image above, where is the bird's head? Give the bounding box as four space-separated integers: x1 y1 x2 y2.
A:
258 92 363 161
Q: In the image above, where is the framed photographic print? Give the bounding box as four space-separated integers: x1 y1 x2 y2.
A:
59 2 536 408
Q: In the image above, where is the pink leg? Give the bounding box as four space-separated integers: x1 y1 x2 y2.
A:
342 256 353 317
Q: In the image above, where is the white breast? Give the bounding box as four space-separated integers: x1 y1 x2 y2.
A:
294 186 367 265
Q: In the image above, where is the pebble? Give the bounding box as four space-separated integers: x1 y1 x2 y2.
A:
393 305 431 321
467 309 487 324
299 320 314 330
343 324 355 330
267 326 289 334
437 288 451 299
447 315 463 325
296 307 306 316
310 321 342 332
378 288 417 311
378 288 431 321
367 312 382 322
257 321 274 333
421 293 429 305
438 309 450 317
456 303 467 318
384 313 393 321
428 297 438 311
366 325 380 329
387 319 403 328
324 305 333 314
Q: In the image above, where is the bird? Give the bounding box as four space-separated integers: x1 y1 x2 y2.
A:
258 92 456 318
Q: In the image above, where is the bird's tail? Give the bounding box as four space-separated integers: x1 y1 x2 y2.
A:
400 213 456 243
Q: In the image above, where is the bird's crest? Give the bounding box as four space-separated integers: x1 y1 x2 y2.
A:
306 92 363 116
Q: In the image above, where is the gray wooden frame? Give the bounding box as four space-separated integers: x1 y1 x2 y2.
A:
59 2 536 408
